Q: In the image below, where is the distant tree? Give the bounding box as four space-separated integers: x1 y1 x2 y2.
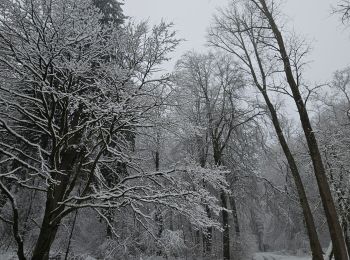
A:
93 0 125 25
175 51 260 260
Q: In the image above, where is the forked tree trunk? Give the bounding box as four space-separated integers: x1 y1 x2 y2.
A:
31 177 70 260
258 1 348 258
32 148 79 260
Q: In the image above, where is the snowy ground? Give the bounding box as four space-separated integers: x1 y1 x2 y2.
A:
0 252 16 260
254 252 310 260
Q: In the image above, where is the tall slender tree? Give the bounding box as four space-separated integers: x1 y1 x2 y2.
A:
255 1 348 258
208 2 324 259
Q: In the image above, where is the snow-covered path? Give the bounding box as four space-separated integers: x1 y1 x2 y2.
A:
254 252 310 260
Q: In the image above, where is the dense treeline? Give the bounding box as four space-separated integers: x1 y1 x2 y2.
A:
0 0 349 259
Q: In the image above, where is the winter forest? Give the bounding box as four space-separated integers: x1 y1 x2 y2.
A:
1 0 350 259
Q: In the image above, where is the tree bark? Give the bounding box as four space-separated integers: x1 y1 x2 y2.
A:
258 1 348 258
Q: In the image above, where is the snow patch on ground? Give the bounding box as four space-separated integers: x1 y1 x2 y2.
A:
254 252 311 260
0 252 17 260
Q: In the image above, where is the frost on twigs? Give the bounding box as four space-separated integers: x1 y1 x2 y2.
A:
0 0 191 256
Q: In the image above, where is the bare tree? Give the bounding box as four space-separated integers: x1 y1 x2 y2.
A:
175 51 260 260
255 1 348 258
208 1 325 259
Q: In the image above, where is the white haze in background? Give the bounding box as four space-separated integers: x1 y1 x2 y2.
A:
124 0 350 84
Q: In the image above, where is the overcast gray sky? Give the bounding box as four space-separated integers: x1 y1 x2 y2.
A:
123 0 350 84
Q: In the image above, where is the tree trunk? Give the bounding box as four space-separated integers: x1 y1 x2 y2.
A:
202 146 213 257
229 194 241 257
195 229 202 256
32 147 79 260
213 146 233 260
221 191 230 260
260 91 324 260
346 214 350 253
229 195 240 236
0 180 26 260
106 210 113 238
196 134 211 257
31 216 59 260
343 220 350 254
203 205 213 256
155 150 160 171
155 208 164 256
258 1 348 258
31 182 66 260
64 211 78 260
